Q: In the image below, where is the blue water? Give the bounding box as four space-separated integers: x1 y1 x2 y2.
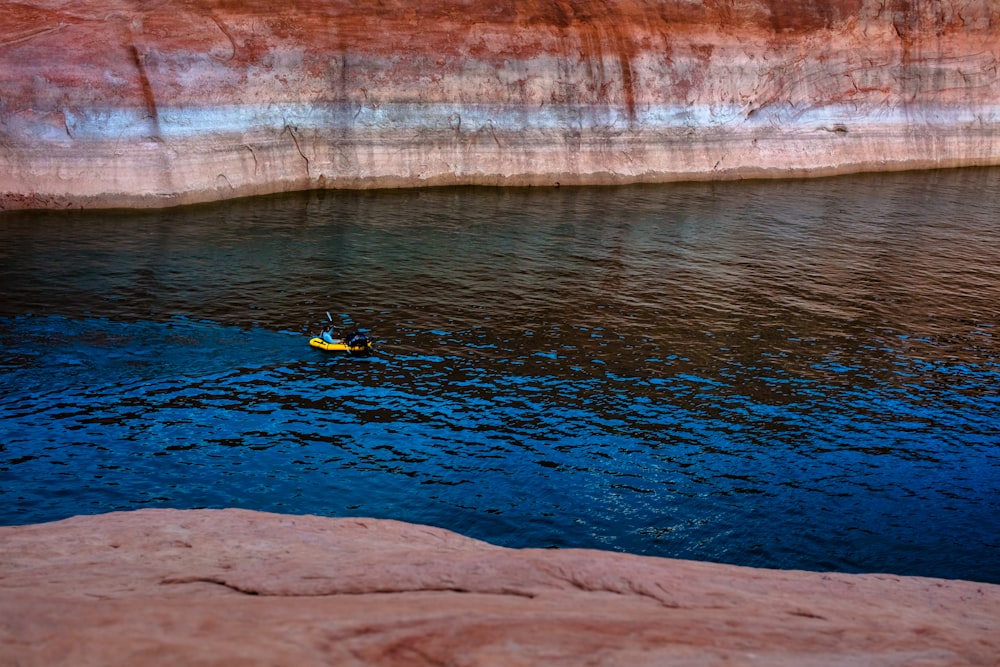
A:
2 169 998 582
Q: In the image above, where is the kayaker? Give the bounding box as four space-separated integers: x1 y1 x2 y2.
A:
321 325 342 345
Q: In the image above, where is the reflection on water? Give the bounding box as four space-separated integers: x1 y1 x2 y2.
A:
1 168 998 582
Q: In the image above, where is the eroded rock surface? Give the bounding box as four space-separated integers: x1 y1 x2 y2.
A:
1 0 998 209
1 508 998 665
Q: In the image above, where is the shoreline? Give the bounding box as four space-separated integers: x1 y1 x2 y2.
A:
4 150 998 213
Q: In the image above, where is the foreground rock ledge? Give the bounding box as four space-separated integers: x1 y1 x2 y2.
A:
1 509 997 666
2 0 999 210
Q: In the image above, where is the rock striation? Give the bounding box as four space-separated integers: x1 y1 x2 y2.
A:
1 509 998 665
1 0 999 210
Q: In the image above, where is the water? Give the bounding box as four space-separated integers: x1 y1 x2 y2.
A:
1 169 998 583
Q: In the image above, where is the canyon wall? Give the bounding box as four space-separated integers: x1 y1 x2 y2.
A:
3 509 999 665
1 0 998 210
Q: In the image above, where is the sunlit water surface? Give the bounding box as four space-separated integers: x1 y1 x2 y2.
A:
2 169 998 582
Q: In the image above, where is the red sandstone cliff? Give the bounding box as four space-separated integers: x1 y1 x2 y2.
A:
1 0 998 210
2 509 998 665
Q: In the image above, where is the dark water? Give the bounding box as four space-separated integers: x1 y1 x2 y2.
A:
2 169 998 583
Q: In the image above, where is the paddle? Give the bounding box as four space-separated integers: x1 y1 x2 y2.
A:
314 312 334 338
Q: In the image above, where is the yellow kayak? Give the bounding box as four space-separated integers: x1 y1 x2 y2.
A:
309 336 372 355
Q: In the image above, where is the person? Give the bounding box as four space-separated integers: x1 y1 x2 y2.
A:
321 324 342 345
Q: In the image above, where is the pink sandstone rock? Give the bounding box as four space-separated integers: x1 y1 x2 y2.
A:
1 509 998 665
1 0 998 210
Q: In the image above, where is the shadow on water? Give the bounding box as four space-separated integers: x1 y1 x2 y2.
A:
1 168 999 582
